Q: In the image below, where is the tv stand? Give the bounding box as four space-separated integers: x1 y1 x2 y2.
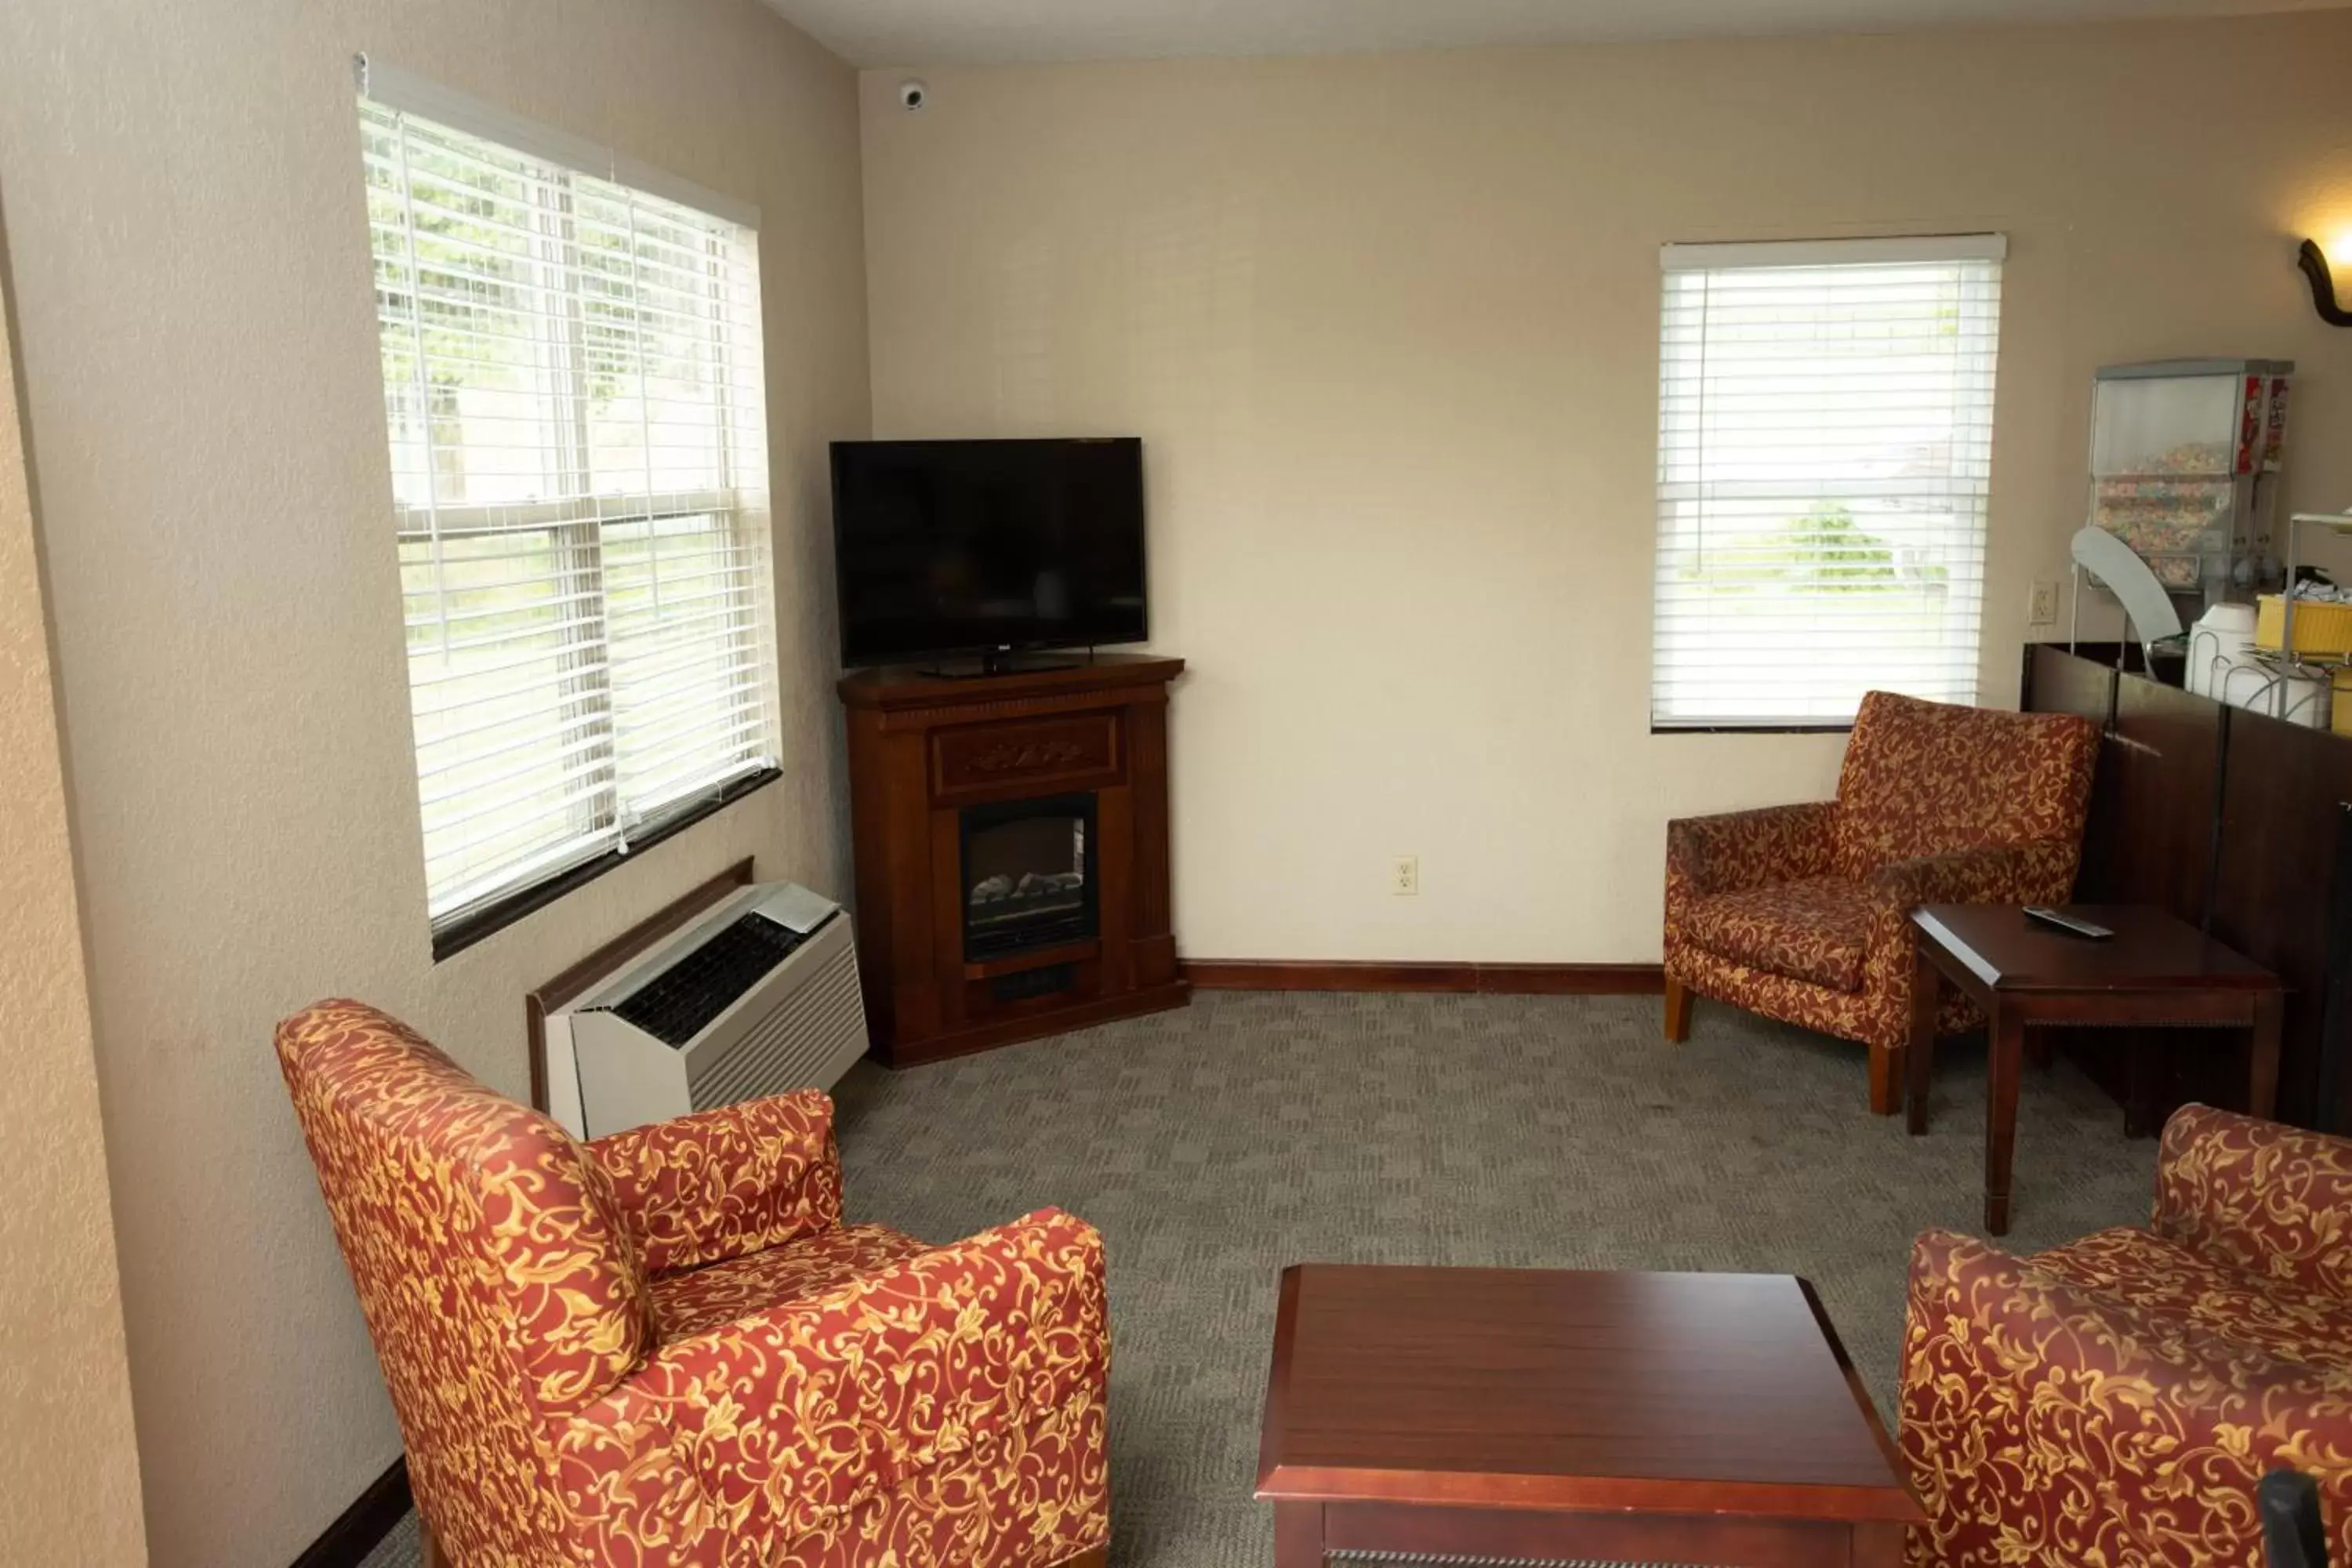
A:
838 653 1188 1067
917 650 1089 679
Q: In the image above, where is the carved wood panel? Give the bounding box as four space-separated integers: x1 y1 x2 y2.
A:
931 713 1123 803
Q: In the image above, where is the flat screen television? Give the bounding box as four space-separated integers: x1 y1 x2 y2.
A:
829 437 1148 670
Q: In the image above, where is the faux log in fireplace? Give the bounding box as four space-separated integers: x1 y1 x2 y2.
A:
838 654 1189 1067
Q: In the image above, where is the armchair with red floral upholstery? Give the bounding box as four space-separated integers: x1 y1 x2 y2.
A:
1900 1105 2352 1566
275 1000 1109 1568
1662 689 2100 1112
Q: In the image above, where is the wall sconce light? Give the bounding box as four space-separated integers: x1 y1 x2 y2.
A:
2301 238 2352 327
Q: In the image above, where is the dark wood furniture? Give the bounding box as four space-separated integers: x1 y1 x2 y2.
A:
1256 1264 1922 1567
1907 902 2282 1235
2024 644 2352 1134
839 654 1187 1067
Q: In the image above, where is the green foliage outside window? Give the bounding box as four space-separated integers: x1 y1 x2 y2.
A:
1681 504 1948 594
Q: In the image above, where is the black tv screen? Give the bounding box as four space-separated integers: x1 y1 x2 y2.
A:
830 437 1148 667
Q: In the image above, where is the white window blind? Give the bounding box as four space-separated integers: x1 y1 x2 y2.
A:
360 78 779 932
1653 235 2005 728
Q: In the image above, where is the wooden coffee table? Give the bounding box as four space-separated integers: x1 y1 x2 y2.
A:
1906 903 2283 1236
1256 1264 1922 1566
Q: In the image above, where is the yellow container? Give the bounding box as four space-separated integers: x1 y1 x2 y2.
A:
2255 593 2352 655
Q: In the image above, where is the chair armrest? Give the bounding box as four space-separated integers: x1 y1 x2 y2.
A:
1865 839 2081 912
2154 1104 2352 1302
1665 800 1838 910
554 1208 1109 1551
586 1091 842 1274
1854 843 2078 1020
1900 1228 2352 1566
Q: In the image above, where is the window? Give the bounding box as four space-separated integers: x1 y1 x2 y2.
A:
358 61 779 945
1653 235 2005 729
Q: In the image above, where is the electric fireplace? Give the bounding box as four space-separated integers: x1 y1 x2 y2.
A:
837 653 1188 1068
960 793 1098 960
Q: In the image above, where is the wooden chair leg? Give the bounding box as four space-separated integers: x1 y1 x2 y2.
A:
1663 977 1693 1042
1907 947 1940 1134
422 1527 452 1568
1868 1039 1903 1116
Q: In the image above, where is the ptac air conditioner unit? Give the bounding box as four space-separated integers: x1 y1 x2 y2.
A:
545 881 869 1139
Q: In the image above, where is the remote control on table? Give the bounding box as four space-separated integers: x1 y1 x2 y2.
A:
2024 906 2113 941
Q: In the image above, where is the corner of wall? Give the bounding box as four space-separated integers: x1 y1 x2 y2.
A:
0 194 151 1567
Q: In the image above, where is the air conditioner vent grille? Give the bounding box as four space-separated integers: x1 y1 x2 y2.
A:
688 938 867 1111
613 912 818 1047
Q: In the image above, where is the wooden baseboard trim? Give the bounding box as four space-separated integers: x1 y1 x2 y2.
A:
1181 960 1664 996
289 1456 410 1568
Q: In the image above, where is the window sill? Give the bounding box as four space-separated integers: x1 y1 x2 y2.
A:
1651 724 1857 735
430 766 782 963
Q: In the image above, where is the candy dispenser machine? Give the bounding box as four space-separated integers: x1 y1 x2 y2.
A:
2086 358 2293 623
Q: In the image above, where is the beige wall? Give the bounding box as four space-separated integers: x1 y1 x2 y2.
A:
861 12 2352 964
0 216 148 1564
0 0 868 1561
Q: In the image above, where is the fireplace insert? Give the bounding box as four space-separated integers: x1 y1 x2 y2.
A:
960 793 1098 960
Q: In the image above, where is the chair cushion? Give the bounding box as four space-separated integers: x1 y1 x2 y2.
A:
2154 1103 2352 1303
1831 691 2100 880
650 1221 929 1342
1682 875 1875 993
2036 1225 2352 1374
277 1000 655 1426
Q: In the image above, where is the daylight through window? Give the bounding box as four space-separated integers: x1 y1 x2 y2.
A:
1653 235 2005 728
361 85 779 934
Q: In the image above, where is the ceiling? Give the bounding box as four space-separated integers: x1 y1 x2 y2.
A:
763 0 2343 66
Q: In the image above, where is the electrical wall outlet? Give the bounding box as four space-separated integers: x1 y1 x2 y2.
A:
1391 855 1419 896
2028 579 2060 627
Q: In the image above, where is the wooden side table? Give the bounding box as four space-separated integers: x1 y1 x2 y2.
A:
1906 903 2283 1235
1257 1265 1922 1566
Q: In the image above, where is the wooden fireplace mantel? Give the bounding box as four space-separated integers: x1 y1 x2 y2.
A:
838 652 1189 1067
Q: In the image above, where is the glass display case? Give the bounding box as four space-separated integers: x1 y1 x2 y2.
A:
2089 358 2292 619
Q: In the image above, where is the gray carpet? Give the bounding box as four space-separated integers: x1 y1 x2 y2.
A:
361 989 2154 1567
